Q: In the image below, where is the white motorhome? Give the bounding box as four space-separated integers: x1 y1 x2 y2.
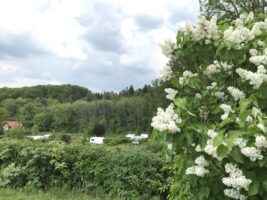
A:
27 134 51 141
126 134 148 140
126 133 149 145
89 136 105 144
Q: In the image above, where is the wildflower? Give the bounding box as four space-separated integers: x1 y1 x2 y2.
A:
159 39 176 58
158 65 172 82
233 137 247 148
151 104 182 133
204 60 232 77
164 88 178 100
206 82 217 90
183 70 197 78
191 16 219 41
195 93 202 99
222 163 252 191
227 87 245 101
220 104 234 120
245 115 253 123
214 91 226 100
224 189 247 200
186 156 209 177
241 147 263 161
236 66 267 89
255 135 267 148
207 129 219 139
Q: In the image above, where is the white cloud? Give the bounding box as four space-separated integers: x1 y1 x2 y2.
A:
0 0 199 91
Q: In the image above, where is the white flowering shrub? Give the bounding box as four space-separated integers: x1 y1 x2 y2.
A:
153 12 267 199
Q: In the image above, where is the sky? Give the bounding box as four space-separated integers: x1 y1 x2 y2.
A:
0 0 199 92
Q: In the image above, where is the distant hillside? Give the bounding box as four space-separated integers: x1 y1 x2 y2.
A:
0 84 94 102
0 83 168 134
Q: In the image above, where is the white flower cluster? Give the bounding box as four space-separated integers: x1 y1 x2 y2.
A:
195 93 202 99
252 107 263 118
245 115 253 123
227 87 245 101
158 65 172 82
222 163 252 200
239 12 254 24
203 129 222 160
250 20 267 38
192 16 219 42
151 104 182 133
179 70 197 86
233 137 247 148
183 70 198 78
220 104 234 120
258 40 265 46
241 147 263 161
236 65 267 89
249 49 267 66
223 25 251 49
233 136 264 161
207 129 219 139
255 135 267 148
224 189 247 200
159 39 176 58
179 23 193 36
185 155 209 177
206 82 217 90
249 49 258 56
195 144 202 152
214 91 226 100
164 88 178 100
223 14 267 49
204 60 232 77
223 163 252 190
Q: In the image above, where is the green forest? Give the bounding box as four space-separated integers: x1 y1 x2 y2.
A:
0 84 167 134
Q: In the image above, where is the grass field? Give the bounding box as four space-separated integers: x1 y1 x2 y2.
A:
0 188 117 200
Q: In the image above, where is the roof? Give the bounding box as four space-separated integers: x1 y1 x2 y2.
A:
5 120 22 129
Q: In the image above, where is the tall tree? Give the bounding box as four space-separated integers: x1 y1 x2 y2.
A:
199 0 267 20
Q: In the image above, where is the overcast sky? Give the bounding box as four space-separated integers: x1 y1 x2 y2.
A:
0 0 199 92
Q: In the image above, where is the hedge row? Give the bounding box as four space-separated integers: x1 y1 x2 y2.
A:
0 139 168 199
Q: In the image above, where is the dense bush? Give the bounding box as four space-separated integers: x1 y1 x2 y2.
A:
93 124 106 137
4 128 31 139
152 12 267 200
105 136 131 146
0 138 168 199
60 134 72 144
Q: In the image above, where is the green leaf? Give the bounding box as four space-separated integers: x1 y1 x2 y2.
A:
213 133 224 147
219 118 232 128
262 179 267 192
185 132 193 145
259 157 267 168
248 182 259 196
187 111 197 117
217 144 229 157
230 148 244 164
247 124 262 135
227 130 242 139
258 82 267 99
174 98 187 110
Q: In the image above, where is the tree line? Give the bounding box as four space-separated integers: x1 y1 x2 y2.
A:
0 83 168 134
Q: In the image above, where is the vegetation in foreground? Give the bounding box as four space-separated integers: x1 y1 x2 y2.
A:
0 188 90 200
0 138 168 200
153 8 267 200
